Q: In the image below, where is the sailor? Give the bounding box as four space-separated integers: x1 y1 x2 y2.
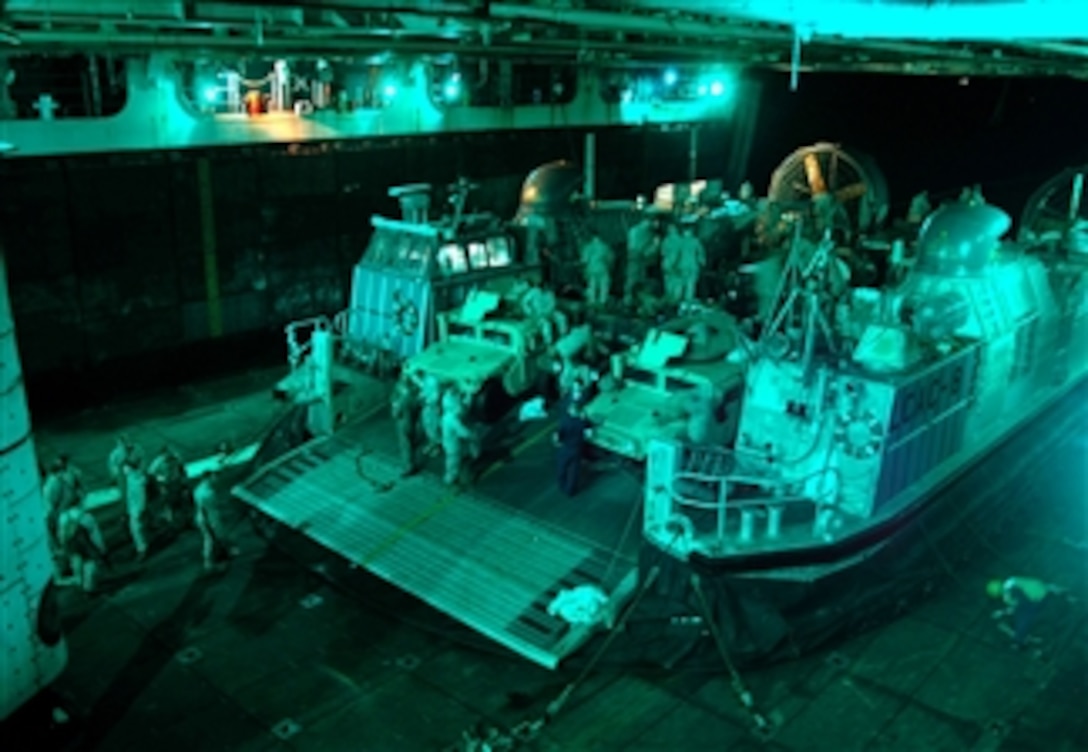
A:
553 401 593 497
812 193 841 237
41 460 65 555
148 446 188 529
419 374 443 451
857 193 874 233
555 358 595 403
987 576 1072 649
440 391 476 487
675 224 707 303
123 460 150 561
738 180 755 206
624 217 659 304
193 472 233 573
56 500 109 594
390 375 422 476
960 184 985 205
660 224 683 302
520 280 564 343
108 434 143 484
42 456 83 555
580 232 614 307
108 434 143 514
754 198 785 249
906 191 931 224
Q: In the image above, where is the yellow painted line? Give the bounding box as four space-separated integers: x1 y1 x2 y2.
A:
358 422 555 567
196 157 223 338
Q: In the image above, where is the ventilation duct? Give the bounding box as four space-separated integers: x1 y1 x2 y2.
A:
622 1 1088 41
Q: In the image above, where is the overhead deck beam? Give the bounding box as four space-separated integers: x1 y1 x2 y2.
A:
2 1 1088 74
617 0 1088 41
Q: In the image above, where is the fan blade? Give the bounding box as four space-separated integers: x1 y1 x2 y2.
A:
835 182 868 202
803 152 828 195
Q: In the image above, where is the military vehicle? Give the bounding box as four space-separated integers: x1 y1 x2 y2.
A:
584 309 746 461
403 287 564 417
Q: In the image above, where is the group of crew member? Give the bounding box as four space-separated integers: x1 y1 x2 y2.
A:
43 435 235 593
391 373 480 487
579 217 708 308
391 355 599 498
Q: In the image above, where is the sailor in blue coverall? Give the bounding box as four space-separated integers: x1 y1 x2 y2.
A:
554 401 593 497
987 576 1071 648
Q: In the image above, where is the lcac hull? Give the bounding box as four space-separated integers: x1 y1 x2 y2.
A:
586 377 1088 670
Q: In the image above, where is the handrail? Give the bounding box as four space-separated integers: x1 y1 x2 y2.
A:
285 315 333 369
671 490 818 512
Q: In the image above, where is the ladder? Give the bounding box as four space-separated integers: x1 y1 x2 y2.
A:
972 287 1005 338
679 444 734 478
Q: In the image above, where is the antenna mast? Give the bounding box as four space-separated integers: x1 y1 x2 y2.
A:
757 220 841 374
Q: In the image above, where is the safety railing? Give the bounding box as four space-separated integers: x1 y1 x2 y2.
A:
645 441 836 559
284 316 332 371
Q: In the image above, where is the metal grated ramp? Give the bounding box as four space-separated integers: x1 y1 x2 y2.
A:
234 430 638 670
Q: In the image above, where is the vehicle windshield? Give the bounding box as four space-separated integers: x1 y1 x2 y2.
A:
665 376 699 394
480 326 513 348
625 368 658 388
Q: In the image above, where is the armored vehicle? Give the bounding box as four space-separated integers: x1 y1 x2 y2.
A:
403 287 564 414
584 309 746 461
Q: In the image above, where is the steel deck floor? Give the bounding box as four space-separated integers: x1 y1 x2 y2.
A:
9 369 1087 752
234 421 637 669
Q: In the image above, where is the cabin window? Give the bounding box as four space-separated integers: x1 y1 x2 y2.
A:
438 244 469 274
364 231 396 265
397 235 432 274
626 368 658 387
467 242 490 270
481 328 513 347
447 321 475 339
487 237 513 267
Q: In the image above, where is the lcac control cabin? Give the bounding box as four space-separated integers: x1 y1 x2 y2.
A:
343 180 541 361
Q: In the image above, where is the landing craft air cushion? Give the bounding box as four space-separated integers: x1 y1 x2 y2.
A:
234 153 1088 673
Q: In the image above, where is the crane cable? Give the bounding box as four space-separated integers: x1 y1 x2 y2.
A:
507 564 663 745
690 573 775 736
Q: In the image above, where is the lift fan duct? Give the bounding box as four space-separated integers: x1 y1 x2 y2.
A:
1019 164 1088 254
515 160 584 220
768 142 889 236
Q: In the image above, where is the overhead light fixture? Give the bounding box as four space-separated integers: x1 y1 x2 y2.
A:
663 68 678 86
709 80 725 97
